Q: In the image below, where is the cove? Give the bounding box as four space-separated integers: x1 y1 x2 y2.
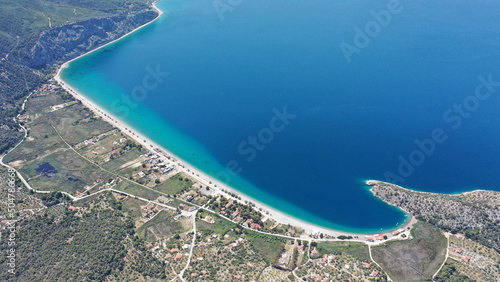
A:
61 0 500 233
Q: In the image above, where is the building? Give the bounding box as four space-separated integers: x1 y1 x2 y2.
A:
312 229 319 239
205 215 215 224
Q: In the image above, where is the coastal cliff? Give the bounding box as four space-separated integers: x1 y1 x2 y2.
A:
26 10 159 68
367 180 500 252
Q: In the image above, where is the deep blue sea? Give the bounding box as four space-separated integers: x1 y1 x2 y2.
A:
61 0 500 233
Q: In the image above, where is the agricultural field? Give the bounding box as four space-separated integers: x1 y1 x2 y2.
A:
46 102 114 145
102 147 143 172
197 212 237 236
154 173 193 195
3 88 117 194
316 241 370 261
245 230 288 264
3 85 201 203
19 150 112 194
137 210 185 241
113 180 165 201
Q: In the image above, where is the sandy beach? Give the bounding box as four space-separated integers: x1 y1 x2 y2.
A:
53 1 414 241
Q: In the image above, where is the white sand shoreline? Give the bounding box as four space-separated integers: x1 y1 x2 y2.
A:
53 1 412 239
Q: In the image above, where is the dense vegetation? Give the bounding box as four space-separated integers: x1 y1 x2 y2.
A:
432 261 474 282
37 191 71 207
0 0 151 62
0 61 45 155
371 181 500 253
0 193 166 281
0 0 154 155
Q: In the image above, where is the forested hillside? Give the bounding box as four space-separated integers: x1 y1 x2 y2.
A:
0 193 166 281
0 0 157 155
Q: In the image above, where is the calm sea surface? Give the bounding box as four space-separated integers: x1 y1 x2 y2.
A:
61 0 500 233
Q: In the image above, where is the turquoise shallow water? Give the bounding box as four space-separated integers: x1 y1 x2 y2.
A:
62 0 500 233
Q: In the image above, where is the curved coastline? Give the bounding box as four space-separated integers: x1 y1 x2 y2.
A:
56 2 164 76
54 0 412 237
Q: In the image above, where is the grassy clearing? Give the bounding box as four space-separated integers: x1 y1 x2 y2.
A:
371 221 447 282
316 241 370 261
4 93 115 195
25 91 68 114
113 180 163 201
245 230 287 264
121 197 145 219
137 210 183 241
19 150 112 194
154 173 193 195
47 103 114 145
196 213 236 236
3 116 63 164
102 148 142 172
